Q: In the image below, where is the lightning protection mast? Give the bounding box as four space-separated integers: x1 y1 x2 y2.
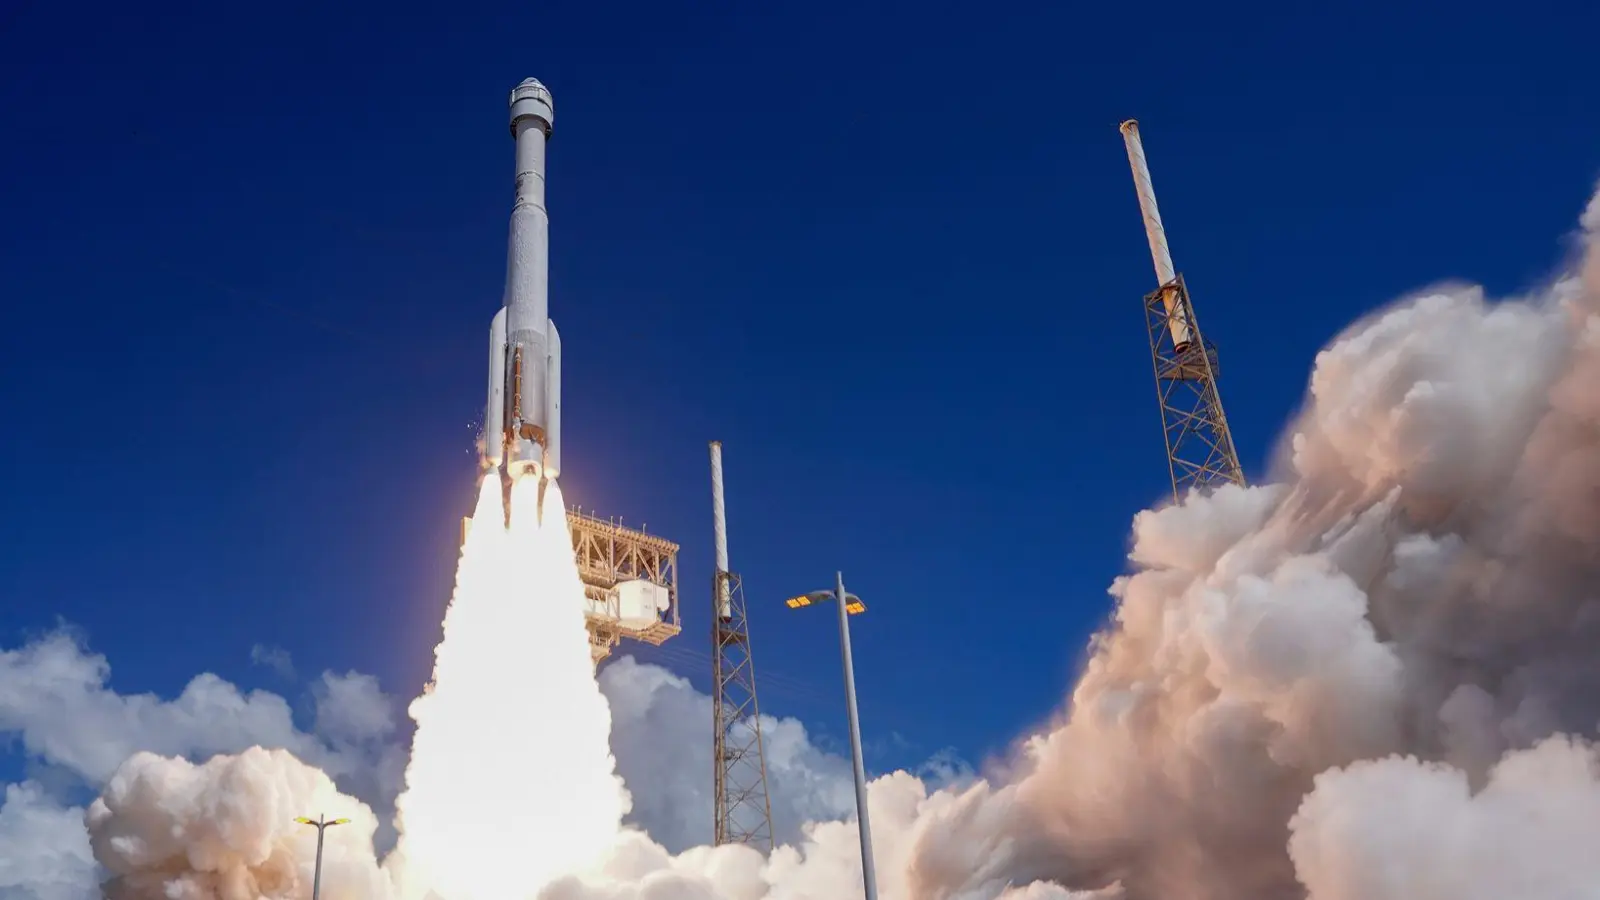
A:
1119 120 1246 500
709 441 775 851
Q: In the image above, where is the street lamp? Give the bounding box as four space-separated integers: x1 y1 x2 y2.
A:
786 571 877 900
294 814 349 900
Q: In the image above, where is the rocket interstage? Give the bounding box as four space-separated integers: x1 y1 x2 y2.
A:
485 77 562 502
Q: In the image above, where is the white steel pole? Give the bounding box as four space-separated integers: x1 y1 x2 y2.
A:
1119 119 1194 348
710 441 731 619
835 571 878 900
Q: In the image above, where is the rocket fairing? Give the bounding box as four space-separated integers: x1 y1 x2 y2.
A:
484 78 562 502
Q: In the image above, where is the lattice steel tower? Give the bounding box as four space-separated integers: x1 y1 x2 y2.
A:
1119 120 1246 501
709 441 774 850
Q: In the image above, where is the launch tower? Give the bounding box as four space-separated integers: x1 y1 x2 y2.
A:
709 441 775 851
1119 120 1246 500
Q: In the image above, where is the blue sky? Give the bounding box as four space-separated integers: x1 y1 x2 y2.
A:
1 0 1597 779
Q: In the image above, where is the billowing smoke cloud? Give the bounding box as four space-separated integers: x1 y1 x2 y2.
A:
0 634 410 899
534 770 958 899
0 630 865 898
14 181 1600 899
86 748 394 900
1286 735 1600 900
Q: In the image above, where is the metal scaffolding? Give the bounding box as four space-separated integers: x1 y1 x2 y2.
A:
569 510 681 664
1120 119 1246 501
709 441 774 851
1143 275 1245 498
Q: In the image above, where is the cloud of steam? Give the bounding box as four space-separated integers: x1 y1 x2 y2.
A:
537 770 947 899
0 631 866 898
1287 735 1600 900
0 625 411 875
87 748 393 900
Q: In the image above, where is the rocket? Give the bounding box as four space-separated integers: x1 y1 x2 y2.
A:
483 77 561 515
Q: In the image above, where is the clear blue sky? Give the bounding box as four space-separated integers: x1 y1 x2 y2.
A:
1 2 1596 773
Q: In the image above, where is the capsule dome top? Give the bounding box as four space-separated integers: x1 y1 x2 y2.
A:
509 77 554 136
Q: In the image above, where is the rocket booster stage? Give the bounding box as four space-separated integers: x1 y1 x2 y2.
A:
484 78 562 500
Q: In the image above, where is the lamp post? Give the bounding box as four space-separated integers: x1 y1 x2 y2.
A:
786 572 877 900
294 814 349 900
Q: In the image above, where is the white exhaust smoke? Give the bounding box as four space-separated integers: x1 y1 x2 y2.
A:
86 748 392 900
391 475 628 899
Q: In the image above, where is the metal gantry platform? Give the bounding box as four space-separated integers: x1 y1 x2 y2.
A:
568 508 681 664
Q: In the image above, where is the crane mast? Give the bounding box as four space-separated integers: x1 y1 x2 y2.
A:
1119 120 1246 500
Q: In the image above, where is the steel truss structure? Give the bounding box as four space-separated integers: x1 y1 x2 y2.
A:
1143 274 1245 500
569 510 681 664
712 569 775 851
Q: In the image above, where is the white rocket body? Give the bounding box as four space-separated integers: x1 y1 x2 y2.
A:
484 78 562 490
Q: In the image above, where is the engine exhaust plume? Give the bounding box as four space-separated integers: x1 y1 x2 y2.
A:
393 475 628 900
